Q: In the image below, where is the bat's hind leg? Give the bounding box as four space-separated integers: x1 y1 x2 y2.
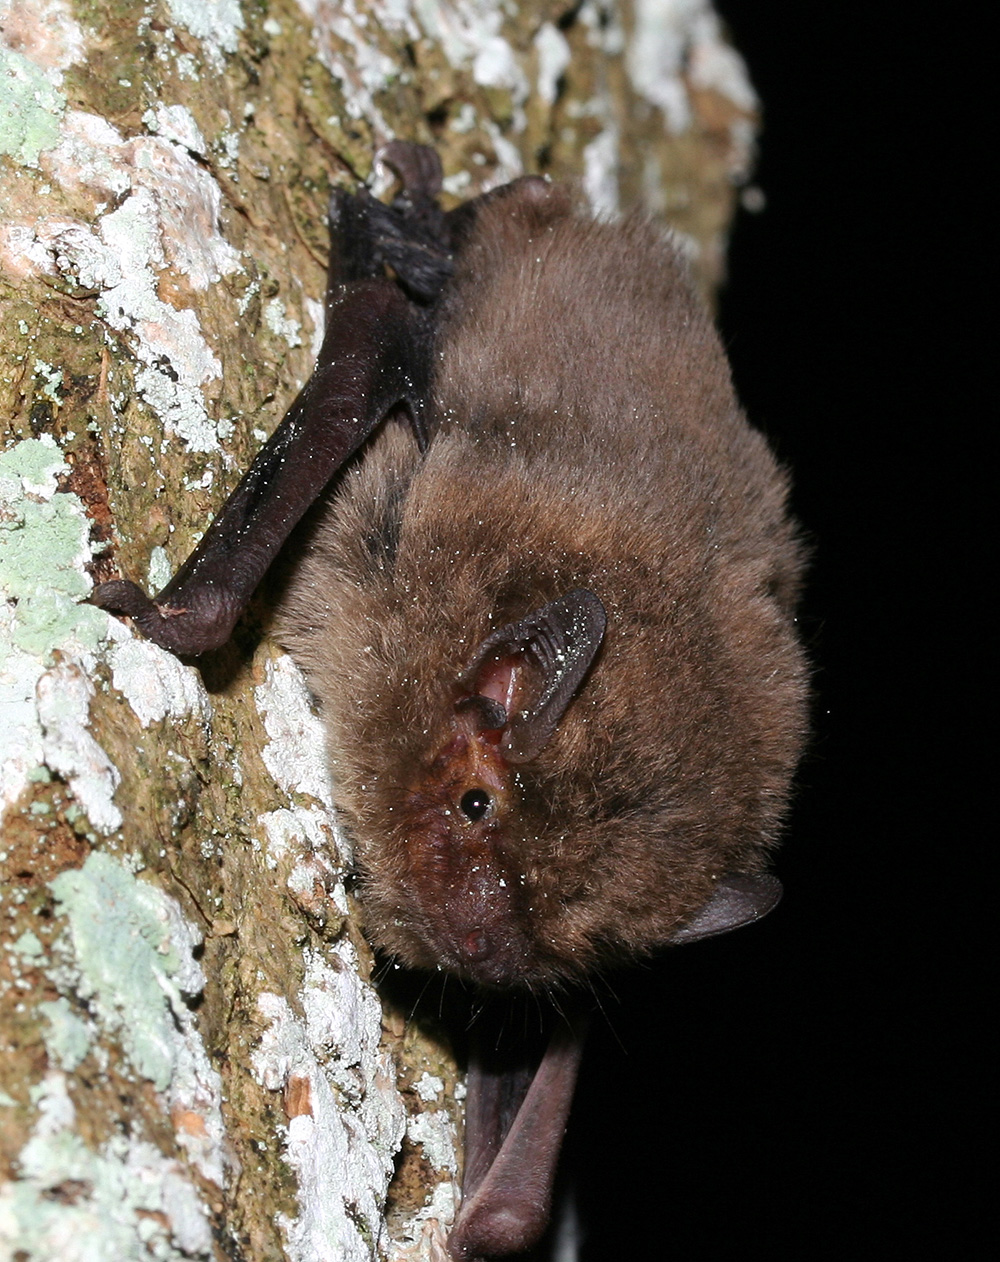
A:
328 142 452 301
329 141 566 303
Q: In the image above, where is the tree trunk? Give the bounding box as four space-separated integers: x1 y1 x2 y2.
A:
0 1 757 1257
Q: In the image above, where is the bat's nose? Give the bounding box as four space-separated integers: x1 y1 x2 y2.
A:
462 929 493 961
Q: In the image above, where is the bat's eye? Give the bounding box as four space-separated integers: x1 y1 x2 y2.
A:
459 789 491 821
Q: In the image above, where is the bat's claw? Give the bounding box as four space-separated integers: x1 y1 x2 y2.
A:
376 141 443 201
92 578 232 656
91 578 158 620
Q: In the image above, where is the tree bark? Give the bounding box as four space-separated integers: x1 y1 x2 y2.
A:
0 1 758 1257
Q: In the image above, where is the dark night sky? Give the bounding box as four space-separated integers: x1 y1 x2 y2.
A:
571 5 983 1258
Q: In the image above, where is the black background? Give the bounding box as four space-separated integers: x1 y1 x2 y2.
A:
570 4 982 1258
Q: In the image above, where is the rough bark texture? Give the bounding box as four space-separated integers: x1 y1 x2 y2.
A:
0 1 758 1258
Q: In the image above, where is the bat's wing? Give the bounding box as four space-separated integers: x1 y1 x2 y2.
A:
93 282 430 655
92 144 449 656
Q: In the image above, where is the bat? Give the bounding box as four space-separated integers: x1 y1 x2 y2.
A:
94 142 807 1260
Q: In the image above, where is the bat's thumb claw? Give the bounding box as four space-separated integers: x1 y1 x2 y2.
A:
91 578 229 656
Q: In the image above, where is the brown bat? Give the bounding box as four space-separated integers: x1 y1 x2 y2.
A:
94 142 807 1260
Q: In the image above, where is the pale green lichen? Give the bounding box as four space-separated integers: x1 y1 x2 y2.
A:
33 360 64 404
0 438 121 827
49 852 205 1092
12 929 45 958
147 545 173 592
39 997 93 1071
0 47 65 166
0 438 107 662
44 848 227 1187
0 435 63 498
0 1072 213 1259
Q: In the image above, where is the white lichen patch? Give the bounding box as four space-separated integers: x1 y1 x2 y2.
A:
96 188 220 398
410 0 528 104
386 1083 462 1255
627 0 757 153
107 633 212 731
252 941 406 1262
406 1109 457 1174
37 110 133 201
412 1072 444 1103
582 122 621 218
0 438 117 826
48 852 226 1186
256 801 350 923
166 0 245 70
534 21 571 107
12 928 45 958
2 103 242 452
35 662 122 835
572 0 758 215
687 10 758 114
298 0 534 149
481 119 524 186
385 1179 459 1259
303 295 325 360
32 359 63 405
296 0 416 132
0 1071 214 1259
142 103 208 156
255 654 336 811
441 168 472 196
7 196 224 450
257 804 343 872
264 297 303 350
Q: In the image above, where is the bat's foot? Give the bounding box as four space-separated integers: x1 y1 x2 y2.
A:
376 140 443 201
328 147 451 300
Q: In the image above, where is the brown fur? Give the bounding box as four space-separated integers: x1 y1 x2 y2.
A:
278 186 808 989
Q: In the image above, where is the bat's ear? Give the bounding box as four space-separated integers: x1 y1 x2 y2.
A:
670 874 783 944
458 588 606 763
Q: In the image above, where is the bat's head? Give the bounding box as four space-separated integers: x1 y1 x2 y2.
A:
280 454 806 992
339 565 800 988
